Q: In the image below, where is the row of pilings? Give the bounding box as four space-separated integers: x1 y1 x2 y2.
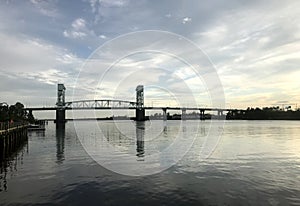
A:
0 123 28 161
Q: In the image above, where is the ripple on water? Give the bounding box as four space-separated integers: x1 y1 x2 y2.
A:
1 120 300 206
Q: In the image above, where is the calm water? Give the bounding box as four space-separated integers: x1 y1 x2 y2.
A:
1 120 300 205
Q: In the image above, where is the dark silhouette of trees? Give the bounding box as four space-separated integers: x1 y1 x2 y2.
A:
0 102 35 123
227 107 300 120
0 103 9 121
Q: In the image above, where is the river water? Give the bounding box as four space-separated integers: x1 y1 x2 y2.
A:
0 120 300 205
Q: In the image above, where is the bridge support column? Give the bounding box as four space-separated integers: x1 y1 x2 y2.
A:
199 109 205 120
56 109 66 125
136 108 145 121
55 84 66 125
217 110 223 118
182 109 186 120
135 85 145 121
162 108 167 121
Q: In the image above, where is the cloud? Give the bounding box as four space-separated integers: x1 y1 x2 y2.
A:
190 0 300 108
1 0 300 109
182 17 192 24
63 18 89 39
0 33 82 105
30 0 59 17
63 30 87 39
99 0 128 7
99 34 107 39
71 18 86 30
0 33 80 73
89 0 128 10
165 13 172 18
71 50 214 108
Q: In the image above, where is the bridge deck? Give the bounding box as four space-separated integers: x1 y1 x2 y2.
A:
24 106 245 112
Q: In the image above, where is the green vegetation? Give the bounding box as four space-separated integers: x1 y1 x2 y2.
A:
0 102 35 123
227 107 300 120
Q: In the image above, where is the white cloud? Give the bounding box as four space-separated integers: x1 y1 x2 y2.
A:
191 1 300 108
0 33 80 73
0 33 82 105
165 13 172 18
99 0 128 8
30 0 58 17
1 0 300 109
99 34 107 39
63 18 90 39
182 17 192 24
72 18 86 30
88 0 129 23
63 30 87 39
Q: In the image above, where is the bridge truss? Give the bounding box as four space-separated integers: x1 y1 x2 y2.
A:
64 99 137 109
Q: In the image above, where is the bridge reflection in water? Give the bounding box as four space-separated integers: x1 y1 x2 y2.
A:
56 125 65 164
136 122 145 159
99 122 147 159
0 125 67 192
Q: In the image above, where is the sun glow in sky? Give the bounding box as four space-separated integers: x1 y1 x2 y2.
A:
0 0 300 111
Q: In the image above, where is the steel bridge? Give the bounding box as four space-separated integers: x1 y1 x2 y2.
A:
65 99 137 109
24 84 245 123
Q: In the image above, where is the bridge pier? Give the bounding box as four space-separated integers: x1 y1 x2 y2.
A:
55 84 66 125
217 110 223 117
199 109 205 120
136 108 145 121
55 109 66 125
182 109 187 120
135 85 145 121
162 108 167 121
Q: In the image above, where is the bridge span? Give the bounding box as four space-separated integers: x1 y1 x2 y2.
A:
24 84 245 123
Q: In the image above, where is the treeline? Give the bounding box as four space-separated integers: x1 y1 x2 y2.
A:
227 107 300 120
0 102 35 123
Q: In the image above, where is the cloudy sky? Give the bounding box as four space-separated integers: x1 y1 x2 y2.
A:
0 0 300 110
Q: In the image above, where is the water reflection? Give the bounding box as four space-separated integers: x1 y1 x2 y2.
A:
0 141 28 192
28 130 46 138
136 122 145 159
1 121 300 205
99 122 147 160
56 124 65 164
163 121 168 134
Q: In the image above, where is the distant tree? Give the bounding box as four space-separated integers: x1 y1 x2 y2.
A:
8 104 16 120
0 102 33 122
27 110 35 123
0 103 9 121
15 102 27 120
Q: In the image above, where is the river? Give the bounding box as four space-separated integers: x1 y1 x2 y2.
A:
1 120 300 205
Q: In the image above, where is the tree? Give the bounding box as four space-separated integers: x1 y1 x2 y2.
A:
0 102 33 122
27 110 35 123
9 104 16 120
15 102 27 120
0 104 9 121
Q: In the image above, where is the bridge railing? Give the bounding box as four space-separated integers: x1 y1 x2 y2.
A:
0 121 28 131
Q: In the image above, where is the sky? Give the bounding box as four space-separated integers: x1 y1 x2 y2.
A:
0 0 300 112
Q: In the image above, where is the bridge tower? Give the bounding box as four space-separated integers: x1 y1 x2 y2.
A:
136 85 145 121
57 84 65 107
56 84 66 124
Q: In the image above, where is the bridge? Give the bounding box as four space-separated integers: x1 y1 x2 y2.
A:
24 84 244 124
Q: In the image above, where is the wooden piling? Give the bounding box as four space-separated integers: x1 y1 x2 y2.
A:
0 123 28 161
